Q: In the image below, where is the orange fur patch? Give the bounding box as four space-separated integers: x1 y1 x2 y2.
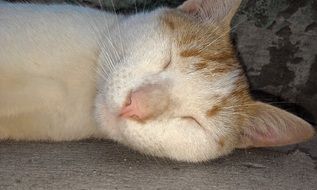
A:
218 138 225 148
161 10 237 76
161 10 253 130
206 72 252 129
207 106 222 117
200 51 234 62
180 49 200 57
194 61 208 70
163 16 176 30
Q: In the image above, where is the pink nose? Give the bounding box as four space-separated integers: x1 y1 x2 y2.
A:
119 90 148 120
119 84 169 121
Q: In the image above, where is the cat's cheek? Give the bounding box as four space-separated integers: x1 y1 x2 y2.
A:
118 119 226 162
95 105 124 141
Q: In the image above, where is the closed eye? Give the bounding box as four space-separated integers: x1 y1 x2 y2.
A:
181 116 202 126
163 53 172 70
163 60 171 70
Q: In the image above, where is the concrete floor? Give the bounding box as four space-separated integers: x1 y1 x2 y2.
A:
0 139 316 190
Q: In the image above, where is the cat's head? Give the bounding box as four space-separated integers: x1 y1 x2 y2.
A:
95 0 315 162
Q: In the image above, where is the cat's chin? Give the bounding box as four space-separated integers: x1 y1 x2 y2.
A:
95 112 235 162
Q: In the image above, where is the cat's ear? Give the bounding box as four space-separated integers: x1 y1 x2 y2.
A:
178 0 242 24
238 101 315 148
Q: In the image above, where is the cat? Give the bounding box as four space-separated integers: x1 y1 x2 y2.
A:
0 0 315 162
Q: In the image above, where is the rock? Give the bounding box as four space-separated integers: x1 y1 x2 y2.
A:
1 140 316 189
234 0 317 125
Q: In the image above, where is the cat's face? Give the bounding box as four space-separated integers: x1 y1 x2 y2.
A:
95 0 315 162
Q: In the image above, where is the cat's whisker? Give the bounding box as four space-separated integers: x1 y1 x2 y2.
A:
85 0 121 79
99 45 115 73
110 0 125 55
199 25 221 47
105 35 121 62
261 101 306 105
95 1 123 77
220 101 305 111
219 111 253 118
198 17 248 53
78 12 116 82
100 52 115 76
103 28 121 72
97 30 121 75
96 63 110 81
98 0 103 10
134 0 138 14
142 0 147 15
96 47 115 77
99 61 111 77
220 104 255 109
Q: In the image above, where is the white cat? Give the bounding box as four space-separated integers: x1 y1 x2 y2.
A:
0 0 315 162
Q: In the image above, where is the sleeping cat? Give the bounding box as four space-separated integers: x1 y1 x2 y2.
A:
0 0 315 162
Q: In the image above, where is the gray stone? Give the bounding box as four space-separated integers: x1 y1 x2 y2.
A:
234 0 317 124
0 140 316 190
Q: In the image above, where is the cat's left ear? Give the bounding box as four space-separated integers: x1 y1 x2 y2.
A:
238 101 315 148
178 0 242 24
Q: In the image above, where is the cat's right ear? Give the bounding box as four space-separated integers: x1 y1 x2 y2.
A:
178 0 242 24
238 101 315 148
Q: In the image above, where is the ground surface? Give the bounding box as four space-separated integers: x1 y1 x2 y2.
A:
0 139 316 190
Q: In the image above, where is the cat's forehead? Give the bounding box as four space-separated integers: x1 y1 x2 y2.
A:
159 10 240 77
160 10 233 48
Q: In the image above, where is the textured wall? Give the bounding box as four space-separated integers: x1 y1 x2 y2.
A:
234 0 317 124
6 0 317 123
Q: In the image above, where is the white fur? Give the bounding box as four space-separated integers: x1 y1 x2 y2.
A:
0 3 240 161
0 4 118 140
